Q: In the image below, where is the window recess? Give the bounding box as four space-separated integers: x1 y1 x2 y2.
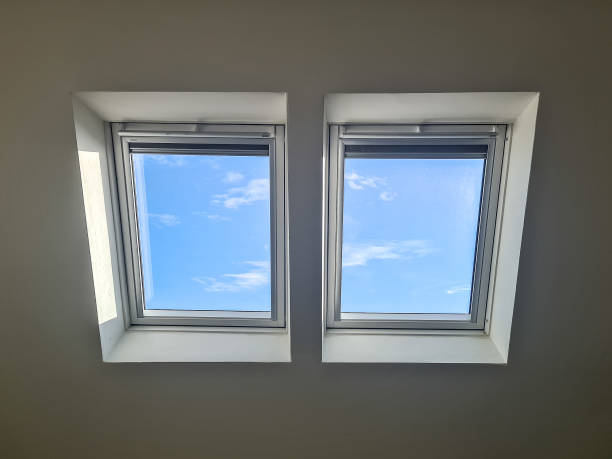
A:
324 124 507 330
112 123 287 328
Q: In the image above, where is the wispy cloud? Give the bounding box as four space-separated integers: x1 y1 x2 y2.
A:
346 171 397 201
379 191 398 201
243 260 270 269
147 213 180 227
213 178 269 209
343 240 436 267
201 157 221 169
345 171 385 190
193 261 270 292
146 155 186 167
446 285 471 295
223 171 244 183
193 211 231 222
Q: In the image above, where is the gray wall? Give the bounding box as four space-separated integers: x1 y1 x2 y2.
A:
1 1 610 457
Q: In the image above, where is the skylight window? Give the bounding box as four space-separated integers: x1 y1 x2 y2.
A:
341 157 484 315
325 124 506 330
132 154 271 313
113 124 287 327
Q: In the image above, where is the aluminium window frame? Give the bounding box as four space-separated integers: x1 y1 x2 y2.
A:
324 123 507 330
111 123 287 328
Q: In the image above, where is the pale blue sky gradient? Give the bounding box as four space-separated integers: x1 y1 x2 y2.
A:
133 154 271 311
341 158 484 314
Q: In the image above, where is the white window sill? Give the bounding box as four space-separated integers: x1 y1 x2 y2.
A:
322 330 504 364
105 327 291 363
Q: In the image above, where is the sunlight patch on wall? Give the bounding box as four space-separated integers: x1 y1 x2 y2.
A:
78 150 118 324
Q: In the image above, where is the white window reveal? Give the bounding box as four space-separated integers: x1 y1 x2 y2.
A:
73 92 291 362
322 92 539 363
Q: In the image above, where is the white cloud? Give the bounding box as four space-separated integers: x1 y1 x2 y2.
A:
342 240 436 267
147 155 185 167
193 211 231 222
379 191 398 201
446 286 471 295
244 260 270 269
223 171 244 183
345 171 385 190
213 178 269 209
194 272 268 292
147 213 180 227
193 261 270 292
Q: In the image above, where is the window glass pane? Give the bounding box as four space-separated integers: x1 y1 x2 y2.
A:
132 154 271 312
341 158 484 314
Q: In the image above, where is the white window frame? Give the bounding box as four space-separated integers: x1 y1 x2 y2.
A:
324 123 506 330
322 92 540 363
111 123 287 328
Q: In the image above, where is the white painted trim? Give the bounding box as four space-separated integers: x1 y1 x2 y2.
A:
325 92 536 124
72 93 291 362
488 95 539 359
74 99 127 360
74 92 287 123
107 328 291 363
322 92 539 364
323 332 504 364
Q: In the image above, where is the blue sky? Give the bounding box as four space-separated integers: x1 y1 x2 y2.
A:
132 153 483 315
341 158 484 314
132 153 271 311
